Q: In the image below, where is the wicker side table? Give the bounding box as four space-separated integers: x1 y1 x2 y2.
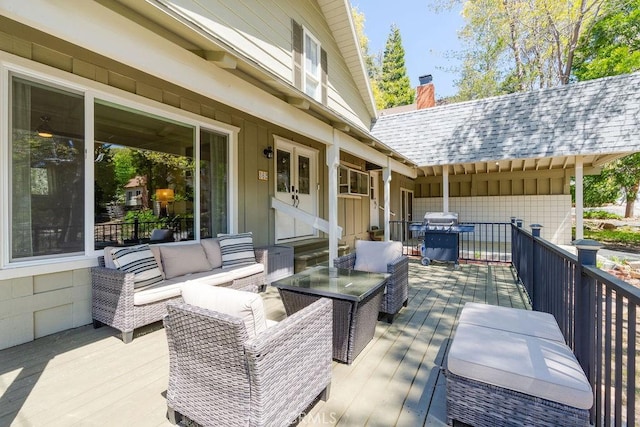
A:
256 245 294 285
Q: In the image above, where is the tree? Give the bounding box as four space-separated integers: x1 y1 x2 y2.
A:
451 0 606 100
573 0 640 80
378 25 415 108
351 6 385 109
572 0 640 217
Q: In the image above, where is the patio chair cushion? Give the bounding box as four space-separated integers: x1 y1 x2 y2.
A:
108 244 164 290
458 302 565 342
201 238 223 269
448 322 593 410
217 232 257 269
353 240 403 274
181 282 268 338
160 243 212 279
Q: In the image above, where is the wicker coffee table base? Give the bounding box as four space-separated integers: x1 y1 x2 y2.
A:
446 372 590 427
278 286 384 364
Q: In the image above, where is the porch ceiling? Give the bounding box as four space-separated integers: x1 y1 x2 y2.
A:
420 153 630 177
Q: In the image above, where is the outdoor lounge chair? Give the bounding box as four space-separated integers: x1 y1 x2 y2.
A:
334 240 409 323
163 285 333 427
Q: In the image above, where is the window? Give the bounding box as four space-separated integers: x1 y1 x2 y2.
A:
303 31 321 100
292 20 327 104
5 69 233 264
339 166 369 196
93 101 196 249
10 76 85 260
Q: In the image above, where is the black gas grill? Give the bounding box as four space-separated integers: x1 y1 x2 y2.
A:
409 212 474 267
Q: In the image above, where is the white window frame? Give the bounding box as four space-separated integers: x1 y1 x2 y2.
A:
302 28 321 101
0 52 239 277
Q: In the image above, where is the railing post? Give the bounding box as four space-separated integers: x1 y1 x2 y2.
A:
133 217 139 242
530 223 543 237
573 238 601 422
530 224 543 309
516 219 523 228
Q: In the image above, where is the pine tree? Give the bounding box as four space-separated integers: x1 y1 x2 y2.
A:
378 25 415 108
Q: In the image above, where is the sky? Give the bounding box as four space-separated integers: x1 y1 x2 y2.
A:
351 1 465 99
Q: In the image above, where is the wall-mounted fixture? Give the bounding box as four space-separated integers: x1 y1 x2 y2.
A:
263 146 274 159
37 115 54 138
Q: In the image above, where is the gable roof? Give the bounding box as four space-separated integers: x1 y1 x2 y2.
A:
371 72 640 175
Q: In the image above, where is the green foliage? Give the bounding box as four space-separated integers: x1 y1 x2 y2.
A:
378 25 415 108
584 227 640 246
124 208 166 224
573 0 640 81
351 6 384 109
583 210 622 219
573 170 620 207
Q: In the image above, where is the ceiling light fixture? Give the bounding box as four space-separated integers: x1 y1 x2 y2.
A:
37 115 54 138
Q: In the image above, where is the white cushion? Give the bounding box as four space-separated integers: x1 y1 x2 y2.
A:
201 238 222 269
448 322 593 410
459 302 565 342
133 280 181 306
181 283 267 338
109 245 164 290
160 244 212 279
217 232 257 269
353 240 403 273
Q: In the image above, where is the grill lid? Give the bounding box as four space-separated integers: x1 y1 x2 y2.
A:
423 212 458 225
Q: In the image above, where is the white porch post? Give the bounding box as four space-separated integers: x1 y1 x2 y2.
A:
383 161 392 241
442 165 449 213
575 156 584 240
326 132 340 267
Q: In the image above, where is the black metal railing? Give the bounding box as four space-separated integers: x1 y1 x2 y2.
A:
511 222 639 426
389 220 512 263
94 217 194 248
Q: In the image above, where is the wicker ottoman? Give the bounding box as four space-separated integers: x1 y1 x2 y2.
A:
446 322 592 427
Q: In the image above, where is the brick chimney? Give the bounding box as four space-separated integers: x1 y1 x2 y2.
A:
416 74 435 109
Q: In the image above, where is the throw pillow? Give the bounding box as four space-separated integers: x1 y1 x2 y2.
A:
217 232 256 269
109 244 164 290
353 240 403 273
181 283 268 338
160 244 212 279
200 238 223 269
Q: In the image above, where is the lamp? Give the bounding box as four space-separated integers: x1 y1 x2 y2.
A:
263 146 273 159
37 115 54 138
156 188 175 217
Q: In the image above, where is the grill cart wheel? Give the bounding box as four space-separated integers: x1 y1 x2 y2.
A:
421 257 431 266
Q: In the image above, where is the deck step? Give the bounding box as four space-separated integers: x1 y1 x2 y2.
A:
291 240 349 273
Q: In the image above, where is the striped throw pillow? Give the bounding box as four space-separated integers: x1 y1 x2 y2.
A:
109 244 164 290
217 232 256 269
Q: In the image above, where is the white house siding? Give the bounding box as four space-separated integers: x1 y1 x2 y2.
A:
414 195 572 245
158 0 372 129
0 269 91 350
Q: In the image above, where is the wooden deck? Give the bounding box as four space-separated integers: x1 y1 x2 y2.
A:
0 260 528 426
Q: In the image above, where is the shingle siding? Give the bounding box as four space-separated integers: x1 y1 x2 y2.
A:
371 72 640 166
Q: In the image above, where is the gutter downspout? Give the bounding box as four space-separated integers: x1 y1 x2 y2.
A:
327 131 340 266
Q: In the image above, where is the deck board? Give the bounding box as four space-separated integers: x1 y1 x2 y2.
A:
0 260 526 427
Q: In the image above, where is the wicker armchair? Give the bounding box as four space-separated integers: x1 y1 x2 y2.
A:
163 297 333 427
334 241 409 323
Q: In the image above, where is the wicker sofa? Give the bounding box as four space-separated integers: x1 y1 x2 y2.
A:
334 240 409 323
91 234 267 343
164 284 333 427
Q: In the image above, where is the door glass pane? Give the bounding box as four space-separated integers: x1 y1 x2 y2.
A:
277 150 291 193
298 155 310 194
93 101 195 248
11 76 85 260
200 130 228 238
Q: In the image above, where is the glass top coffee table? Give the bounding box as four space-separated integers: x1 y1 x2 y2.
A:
272 266 389 364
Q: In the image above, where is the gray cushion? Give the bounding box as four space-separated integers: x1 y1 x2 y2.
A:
217 232 256 269
160 244 212 279
109 244 164 290
201 238 222 269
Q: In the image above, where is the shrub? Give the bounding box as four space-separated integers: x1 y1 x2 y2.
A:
583 210 622 220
